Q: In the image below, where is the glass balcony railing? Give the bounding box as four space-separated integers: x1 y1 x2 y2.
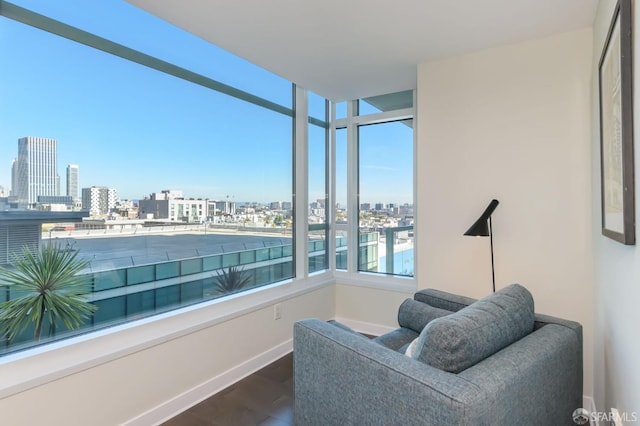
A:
0 227 331 355
0 223 407 355
358 225 414 277
308 223 327 274
383 226 414 276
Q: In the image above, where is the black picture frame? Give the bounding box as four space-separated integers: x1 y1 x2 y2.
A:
599 0 635 245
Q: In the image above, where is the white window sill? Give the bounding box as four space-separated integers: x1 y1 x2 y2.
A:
0 273 334 400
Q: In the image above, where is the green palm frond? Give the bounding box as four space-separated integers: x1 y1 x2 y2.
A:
212 266 252 295
0 243 97 342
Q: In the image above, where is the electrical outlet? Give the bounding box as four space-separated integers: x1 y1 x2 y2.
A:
274 303 282 320
611 408 623 426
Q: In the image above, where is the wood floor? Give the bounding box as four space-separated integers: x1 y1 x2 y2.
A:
162 353 294 426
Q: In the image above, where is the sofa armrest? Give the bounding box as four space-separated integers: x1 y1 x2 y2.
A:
294 319 488 425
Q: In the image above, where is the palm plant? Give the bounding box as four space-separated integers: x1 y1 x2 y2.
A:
0 243 97 342
212 266 252 295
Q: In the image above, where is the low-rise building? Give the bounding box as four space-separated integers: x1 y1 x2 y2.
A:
138 190 207 223
82 186 117 216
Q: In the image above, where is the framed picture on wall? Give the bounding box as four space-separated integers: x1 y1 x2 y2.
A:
599 0 635 245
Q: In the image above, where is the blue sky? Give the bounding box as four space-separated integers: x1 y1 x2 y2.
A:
0 1 412 205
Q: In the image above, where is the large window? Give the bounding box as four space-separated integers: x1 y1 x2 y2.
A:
0 2 329 355
334 91 415 279
358 120 414 276
0 1 410 357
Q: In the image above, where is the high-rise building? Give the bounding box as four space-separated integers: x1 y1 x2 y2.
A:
10 159 17 197
82 186 117 216
14 136 59 205
66 164 79 200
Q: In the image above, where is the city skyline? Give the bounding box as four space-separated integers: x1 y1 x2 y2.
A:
2 133 413 209
0 1 413 206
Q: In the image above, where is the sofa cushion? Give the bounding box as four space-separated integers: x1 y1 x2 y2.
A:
373 327 419 352
412 283 535 373
397 298 452 333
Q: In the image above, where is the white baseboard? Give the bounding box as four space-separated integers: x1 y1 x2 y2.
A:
333 316 396 337
123 339 293 426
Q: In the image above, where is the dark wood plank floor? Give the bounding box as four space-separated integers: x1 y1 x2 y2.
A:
162 353 294 426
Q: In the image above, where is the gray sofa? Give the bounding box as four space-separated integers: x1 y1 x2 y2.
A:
293 284 583 425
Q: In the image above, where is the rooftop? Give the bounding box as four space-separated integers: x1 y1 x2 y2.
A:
0 210 88 223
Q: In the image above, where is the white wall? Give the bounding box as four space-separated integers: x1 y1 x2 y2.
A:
334 282 414 334
416 28 594 396
592 0 640 416
0 283 334 425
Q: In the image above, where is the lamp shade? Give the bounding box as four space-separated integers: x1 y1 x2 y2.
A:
464 217 491 236
463 199 499 236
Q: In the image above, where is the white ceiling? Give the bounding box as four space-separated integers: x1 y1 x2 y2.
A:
127 0 598 102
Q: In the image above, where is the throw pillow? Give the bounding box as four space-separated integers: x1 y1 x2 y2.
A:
412 283 535 373
405 338 419 357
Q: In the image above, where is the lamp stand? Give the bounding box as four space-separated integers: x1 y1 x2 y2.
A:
489 216 495 293
463 199 499 293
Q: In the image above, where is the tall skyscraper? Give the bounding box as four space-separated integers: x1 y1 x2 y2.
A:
66 164 79 200
15 136 59 205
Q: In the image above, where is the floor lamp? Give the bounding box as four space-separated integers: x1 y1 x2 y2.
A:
464 199 499 293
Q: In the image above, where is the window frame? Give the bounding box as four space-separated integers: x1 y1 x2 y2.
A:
331 93 417 291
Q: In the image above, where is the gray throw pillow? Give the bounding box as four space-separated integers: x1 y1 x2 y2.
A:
397 298 452 333
412 283 535 373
